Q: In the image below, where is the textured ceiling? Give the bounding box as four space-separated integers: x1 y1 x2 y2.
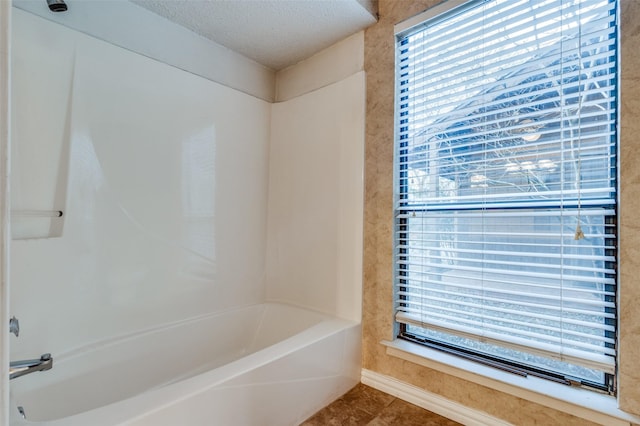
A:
131 0 378 71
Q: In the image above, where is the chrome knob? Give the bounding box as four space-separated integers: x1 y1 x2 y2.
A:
9 316 19 337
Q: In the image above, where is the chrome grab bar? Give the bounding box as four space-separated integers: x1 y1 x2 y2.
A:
10 353 53 380
11 210 63 218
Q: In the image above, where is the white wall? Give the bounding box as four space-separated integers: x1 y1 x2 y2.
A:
266 70 365 322
0 2 11 425
10 10 271 359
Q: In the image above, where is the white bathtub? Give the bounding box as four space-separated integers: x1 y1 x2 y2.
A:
9 303 361 425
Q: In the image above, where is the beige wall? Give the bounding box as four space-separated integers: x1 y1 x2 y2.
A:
618 0 640 415
362 0 640 424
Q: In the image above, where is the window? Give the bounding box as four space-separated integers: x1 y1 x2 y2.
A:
394 0 618 392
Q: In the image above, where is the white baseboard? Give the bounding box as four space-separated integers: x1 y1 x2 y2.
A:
361 369 513 426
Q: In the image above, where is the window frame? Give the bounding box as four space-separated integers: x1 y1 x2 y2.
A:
392 0 619 394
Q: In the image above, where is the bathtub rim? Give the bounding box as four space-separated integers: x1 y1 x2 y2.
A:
10 302 359 425
38 301 327 364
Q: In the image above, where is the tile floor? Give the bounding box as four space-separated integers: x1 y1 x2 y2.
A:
300 383 463 426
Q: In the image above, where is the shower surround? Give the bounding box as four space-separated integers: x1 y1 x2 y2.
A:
8 7 364 424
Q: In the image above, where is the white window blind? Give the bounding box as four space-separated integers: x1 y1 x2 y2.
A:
394 0 618 382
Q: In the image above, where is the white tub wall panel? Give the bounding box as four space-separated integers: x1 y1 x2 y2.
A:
12 0 276 102
10 11 271 360
266 72 365 322
275 31 364 102
336 73 365 324
10 10 76 239
246 302 327 352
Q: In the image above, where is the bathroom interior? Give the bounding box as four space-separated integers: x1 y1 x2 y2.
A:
1 0 640 425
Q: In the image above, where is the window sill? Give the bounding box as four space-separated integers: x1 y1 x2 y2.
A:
382 339 640 426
